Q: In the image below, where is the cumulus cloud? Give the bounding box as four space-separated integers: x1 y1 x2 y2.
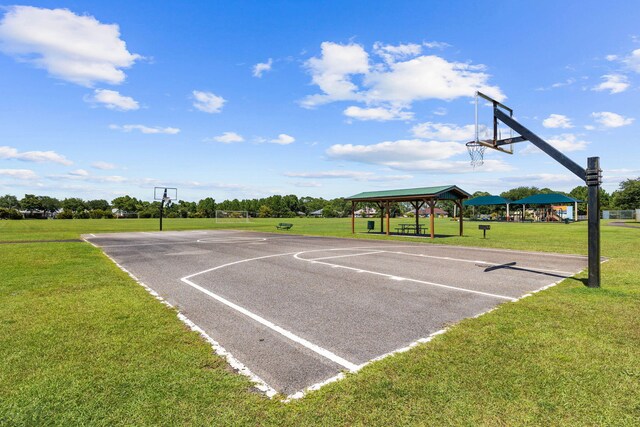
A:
624 48 640 72
542 114 573 129
192 90 226 113
522 133 588 154
69 169 89 176
210 132 244 143
325 139 512 173
253 58 273 77
301 41 504 109
0 6 140 86
91 161 117 170
0 146 72 165
0 168 38 180
343 106 413 121
592 74 629 94
269 134 295 145
302 42 370 108
411 122 476 141
423 41 451 49
109 124 180 134
87 89 139 111
591 111 634 128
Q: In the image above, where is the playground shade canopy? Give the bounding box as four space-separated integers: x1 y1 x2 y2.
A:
511 193 581 205
463 195 513 206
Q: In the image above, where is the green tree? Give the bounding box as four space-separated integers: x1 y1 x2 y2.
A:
86 199 110 211
19 194 42 215
612 178 640 209
500 186 540 202
0 194 19 209
197 197 216 217
257 205 272 218
111 195 139 212
40 196 61 215
61 197 86 212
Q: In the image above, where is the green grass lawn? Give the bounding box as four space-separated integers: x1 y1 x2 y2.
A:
1 218 639 425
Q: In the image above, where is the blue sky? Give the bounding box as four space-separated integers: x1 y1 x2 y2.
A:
1 0 639 202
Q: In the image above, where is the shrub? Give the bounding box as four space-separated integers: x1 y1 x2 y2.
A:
56 209 74 219
0 208 23 219
73 210 90 219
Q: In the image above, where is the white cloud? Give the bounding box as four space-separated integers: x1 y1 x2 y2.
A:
591 112 634 128
536 78 577 91
605 54 618 61
373 42 422 64
592 74 629 94
269 134 295 145
0 146 72 165
0 6 140 86
0 168 38 180
109 124 180 134
293 181 322 188
423 41 451 49
69 169 89 176
433 107 447 116
584 125 595 131
326 138 512 173
192 90 225 113
624 48 640 72
210 132 244 144
411 122 476 141
522 133 588 154
542 114 573 129
253 58 273 77
343 106 413 121
87 89 139 111
302 41 504 110
91 161 117 170
302 42 370 108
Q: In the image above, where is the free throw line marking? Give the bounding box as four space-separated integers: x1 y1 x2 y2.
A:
294 252 516 301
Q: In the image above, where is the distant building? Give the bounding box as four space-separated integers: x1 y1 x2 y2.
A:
354 207 377 217
417 207 448 218
309 209 323 217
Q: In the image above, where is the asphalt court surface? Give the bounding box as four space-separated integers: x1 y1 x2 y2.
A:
85 230 588 396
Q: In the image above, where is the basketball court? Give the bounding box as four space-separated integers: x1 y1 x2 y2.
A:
84 229 587 398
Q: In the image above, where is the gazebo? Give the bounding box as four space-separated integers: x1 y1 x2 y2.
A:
463 195 514 220
345 185 471 239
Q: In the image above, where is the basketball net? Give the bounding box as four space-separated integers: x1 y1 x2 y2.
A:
466 141 486 168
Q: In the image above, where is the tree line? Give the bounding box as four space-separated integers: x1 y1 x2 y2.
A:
1 178 639 220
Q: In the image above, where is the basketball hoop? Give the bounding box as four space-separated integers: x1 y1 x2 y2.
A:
466 140 486 168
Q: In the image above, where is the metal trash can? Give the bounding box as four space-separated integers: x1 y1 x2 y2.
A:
367 220 375 232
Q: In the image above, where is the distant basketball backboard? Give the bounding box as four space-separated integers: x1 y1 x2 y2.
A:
154 187 177 202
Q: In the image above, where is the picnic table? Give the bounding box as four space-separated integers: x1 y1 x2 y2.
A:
395 223 427 235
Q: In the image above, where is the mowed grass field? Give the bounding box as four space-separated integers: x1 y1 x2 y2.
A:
1 218 639 426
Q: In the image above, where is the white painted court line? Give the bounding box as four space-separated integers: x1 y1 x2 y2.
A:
307 251 387 262
180 277 358 371
381 250 578 276
181 252 360 372
81 236 278 398
293 251 516 301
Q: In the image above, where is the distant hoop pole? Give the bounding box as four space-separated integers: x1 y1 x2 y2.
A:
154 187 177 231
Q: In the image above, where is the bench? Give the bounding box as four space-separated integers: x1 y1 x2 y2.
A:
276 223 293 230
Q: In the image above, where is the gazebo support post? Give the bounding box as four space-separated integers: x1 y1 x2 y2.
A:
351 201 355 234
385 202 390 236
506 203 510 221
428 200 436 239
455 199 464 236
377 202 384 233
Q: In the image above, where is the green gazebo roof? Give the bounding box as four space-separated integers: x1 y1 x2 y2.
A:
346 185 470 202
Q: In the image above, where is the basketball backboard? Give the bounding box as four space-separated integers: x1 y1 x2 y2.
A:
154 187 177 202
